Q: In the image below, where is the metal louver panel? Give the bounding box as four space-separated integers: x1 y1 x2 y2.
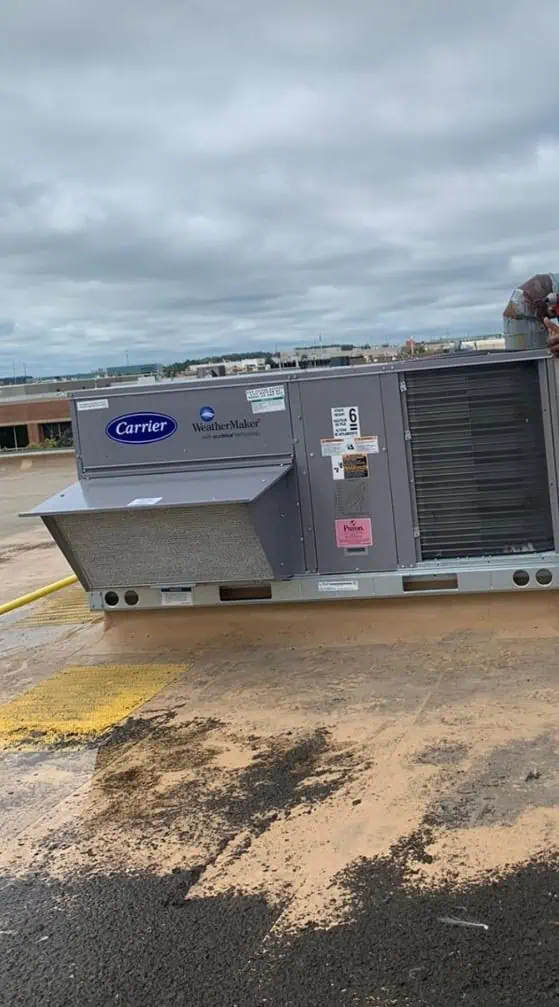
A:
406 361 554 559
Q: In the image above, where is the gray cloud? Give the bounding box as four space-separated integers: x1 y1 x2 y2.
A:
1 0 559 374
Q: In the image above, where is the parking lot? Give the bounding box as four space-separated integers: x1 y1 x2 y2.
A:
0 454 75 604
1 458 559 1004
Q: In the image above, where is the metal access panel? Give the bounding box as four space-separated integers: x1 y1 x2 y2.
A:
299 373 398 573
74 383 293 476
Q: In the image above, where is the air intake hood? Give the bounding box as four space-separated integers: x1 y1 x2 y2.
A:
23 381 305 589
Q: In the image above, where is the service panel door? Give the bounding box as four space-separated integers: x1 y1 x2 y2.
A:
300 374 398 574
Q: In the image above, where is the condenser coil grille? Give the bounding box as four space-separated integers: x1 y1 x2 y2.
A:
406 361 554 559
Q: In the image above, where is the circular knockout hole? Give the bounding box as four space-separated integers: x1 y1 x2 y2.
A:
513 570 530 587
124 589 139 606
104 591 120 607
536 568 553 586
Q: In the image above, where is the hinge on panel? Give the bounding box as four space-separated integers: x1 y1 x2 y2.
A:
404 429 412 441
413 526 420 539
399 380 407 392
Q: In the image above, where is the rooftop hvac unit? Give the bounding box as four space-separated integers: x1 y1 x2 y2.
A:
26 349 559 610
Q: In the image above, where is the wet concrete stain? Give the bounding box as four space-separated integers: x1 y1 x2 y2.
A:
33 719 357 881
92 720 350 831
0 749 96 836
414 740 469 766
0 541 57 564
425 733 559 830
95 709 185 754
6 632 559 1003
202 727 342 834
243 834 559 1006
97 716 222 801
3 840 559 1005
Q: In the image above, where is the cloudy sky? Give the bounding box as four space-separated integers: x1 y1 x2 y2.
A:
1 1 559 375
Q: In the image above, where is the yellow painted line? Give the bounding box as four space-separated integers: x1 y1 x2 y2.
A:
0 663 186 749
15 585 101 627
0 575 78 617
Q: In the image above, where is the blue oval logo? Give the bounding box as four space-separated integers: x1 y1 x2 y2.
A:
106 412 178 445
200 405 215 422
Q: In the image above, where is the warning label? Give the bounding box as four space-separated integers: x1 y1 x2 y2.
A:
342 453 369 479
335 518 373 548
323 435 377 459
321 437 346 457
323 424 378 482
354 435 379 454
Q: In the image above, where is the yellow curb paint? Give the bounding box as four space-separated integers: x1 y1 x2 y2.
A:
14 585 101 627
0 663 187 749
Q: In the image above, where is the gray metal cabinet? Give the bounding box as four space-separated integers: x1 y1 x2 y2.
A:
299 374 398 574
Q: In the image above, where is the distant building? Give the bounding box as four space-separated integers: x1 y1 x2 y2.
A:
39 371 101 381
278 346 366 369
0 375 31 386
459 335 505 352
106 363 159 377
416 338 457 354
363 348 400 362
225 358 267 374
0 374 140 451
194 363 227 378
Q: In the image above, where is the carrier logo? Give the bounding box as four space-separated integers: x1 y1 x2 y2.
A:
199 405 215 422
106 412 178 445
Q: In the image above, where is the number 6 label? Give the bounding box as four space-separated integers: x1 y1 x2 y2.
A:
331 406 361 437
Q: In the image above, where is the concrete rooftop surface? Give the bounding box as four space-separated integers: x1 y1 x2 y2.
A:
1 455 559 1005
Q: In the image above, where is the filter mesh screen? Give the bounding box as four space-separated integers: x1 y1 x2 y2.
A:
55 505 273 588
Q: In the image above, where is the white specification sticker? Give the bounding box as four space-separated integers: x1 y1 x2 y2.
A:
246 384 285 401
331 457 345 481
331 406 360 437
77 398 109 411
354 435 379 454
128 497 162 507
317 580 359 593
246 385 285 413
250 397 286 414
161 589 193 606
